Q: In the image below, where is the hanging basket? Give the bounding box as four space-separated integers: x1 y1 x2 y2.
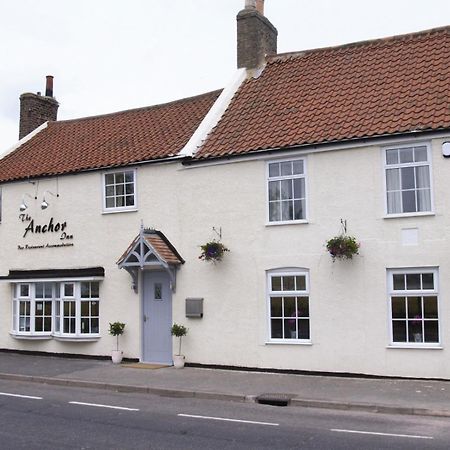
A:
199 240 229 262
326 235 360 261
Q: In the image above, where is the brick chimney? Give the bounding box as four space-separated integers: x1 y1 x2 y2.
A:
19 75 59 139
237 0 277 69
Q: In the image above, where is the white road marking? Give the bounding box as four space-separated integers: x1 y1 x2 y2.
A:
178 413 279 427
0 392 42 400
331 428 433 440
69 401 139 411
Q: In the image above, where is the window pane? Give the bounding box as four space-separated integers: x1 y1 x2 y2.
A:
386 149 399 165
106 185 114 196
423 296 438 318
284 296 296 316
280 162 292 176
64 283 74 297
387 191 401 214
386 168 400 190
44 302 52 315
414 146 427 162
268 181 280 201
20 285 29 297
116 196 125 207
391 297 406 318
415 166 430 188
91 318 99 334
408 322 423 343
295 276 306 291
44 317 51 332
271 277 281 291
292 160 304 175
424 321 439 343
393 274 405 290
281 201 293 221
35 301 43 316
115 172 124 183
392 320 406 342
125 195 135 206
81 318 90 333
293 178 305 199
269 202 280 222
283 276 295 291
293 200 304 220
125 183 134 194
63 318 70 333
399 148 414 163
422 273 434 290
268 163 279 178
81 301 89 316
106 197 115 208
91 283 99 298
35 318 43 332
407 296 422 318
125 171 134 182
406 274 421 290
270 297 282 317
298 297 309 317
270 319 282 338
416 188 431 212
280 179 293 200
298 319 310 339
284 319 296 339
81 282 90 298
35 283 44 298
115 184 124 196
402 190 416 212
104 174 114 185
401 167 415 190
91 301 99 316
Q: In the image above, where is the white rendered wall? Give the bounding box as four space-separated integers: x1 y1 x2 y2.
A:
0 136 449 378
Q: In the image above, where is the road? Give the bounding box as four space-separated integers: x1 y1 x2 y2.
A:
0 378 448 449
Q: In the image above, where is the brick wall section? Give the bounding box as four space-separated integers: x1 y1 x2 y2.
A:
19 93 59 139
237 8 277 69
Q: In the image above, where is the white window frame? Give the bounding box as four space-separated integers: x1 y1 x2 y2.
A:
266 268 311 344
102 168 137 213
387 267 440 348
383 142 434 217
266 158 308 225
11 281 100 340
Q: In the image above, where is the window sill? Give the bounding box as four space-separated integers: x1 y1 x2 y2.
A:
53 335 100 342
386 344 442 350
102 207 138 215
265 340 312 346
10 333 52 340
266 220 309 227
383 212 435 219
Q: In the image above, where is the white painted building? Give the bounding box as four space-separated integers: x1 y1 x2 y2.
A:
1 1 450 378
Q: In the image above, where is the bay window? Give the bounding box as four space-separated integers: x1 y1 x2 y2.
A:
12 281 100 339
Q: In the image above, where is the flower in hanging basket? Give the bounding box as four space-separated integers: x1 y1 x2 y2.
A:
199 240 230 262
326 235 360 261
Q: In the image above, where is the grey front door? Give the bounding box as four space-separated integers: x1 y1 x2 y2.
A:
143 271 172 364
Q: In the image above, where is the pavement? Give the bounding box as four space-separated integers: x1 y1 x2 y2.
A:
1 351 450 418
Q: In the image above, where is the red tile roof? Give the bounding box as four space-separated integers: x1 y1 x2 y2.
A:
196 26 450 159
117 229 184 267
0 90 221 183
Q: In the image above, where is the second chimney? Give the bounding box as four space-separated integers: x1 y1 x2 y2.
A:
237 0 277 70
19 76 59 140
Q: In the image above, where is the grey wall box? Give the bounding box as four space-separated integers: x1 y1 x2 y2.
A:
186 298 204 318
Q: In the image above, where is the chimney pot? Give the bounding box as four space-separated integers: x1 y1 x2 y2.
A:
45 75 54 97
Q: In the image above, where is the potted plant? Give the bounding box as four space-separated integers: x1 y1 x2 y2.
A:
109 322 126 364
171 323 188 368
199 240 229 262
326 234 360 261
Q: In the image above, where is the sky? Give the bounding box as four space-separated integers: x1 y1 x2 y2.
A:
1 0 450 151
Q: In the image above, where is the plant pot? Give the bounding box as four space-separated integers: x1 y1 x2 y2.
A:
173 354 185 369
111 350 123 364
